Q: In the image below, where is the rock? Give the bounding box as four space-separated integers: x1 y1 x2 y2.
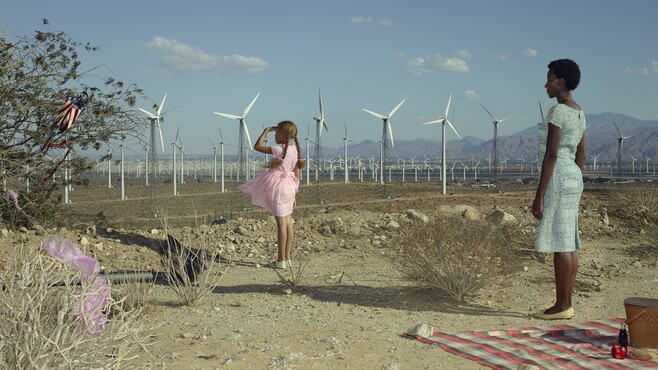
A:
346 225 361 236
80 236 90 246
1 229 8 238
86 225 97 237
386 220 400 230
150 228 159 235
318 225 332 236
94 242 104 252
517 365 539 370
486 210 516 225
462 208 480 221
234 226 249 236
631 260 641 268
256 237 266 244
330 217 344 232
406 209 429 223
18 226 28 234
406 323 433 338
211 217 227 226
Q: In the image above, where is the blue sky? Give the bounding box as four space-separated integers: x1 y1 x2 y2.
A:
3 0 658 156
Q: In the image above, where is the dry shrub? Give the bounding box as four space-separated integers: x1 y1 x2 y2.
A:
608 184 658 228
273 258 310 288
393 217 518 301
159 234 228 306
0 244 153 369
110 273 155 312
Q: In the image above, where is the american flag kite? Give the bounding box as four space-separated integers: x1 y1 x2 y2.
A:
40 92 88 182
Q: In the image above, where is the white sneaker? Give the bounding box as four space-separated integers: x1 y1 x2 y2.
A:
270 260 287 269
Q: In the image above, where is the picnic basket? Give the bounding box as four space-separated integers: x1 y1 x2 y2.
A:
624 297 658 348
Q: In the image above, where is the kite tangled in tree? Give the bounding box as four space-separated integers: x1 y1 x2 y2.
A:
40 92 88 182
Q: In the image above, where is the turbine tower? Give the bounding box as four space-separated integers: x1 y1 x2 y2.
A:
342 122 356 184
422 94 461 195
363 99 405 185
214 92 260 181
313 89 328 181
138 93 167 184
613 121 630 177
481 104 509 183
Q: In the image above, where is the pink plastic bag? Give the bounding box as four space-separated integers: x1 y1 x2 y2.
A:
43 236 108 335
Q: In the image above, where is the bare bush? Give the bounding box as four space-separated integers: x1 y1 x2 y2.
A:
110 274 155 312
0 244 154 369
273 258 310 288
392 217 518 301
159 234 228 306
608 184 658 228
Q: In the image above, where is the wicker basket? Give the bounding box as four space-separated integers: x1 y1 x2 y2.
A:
624 297 658 348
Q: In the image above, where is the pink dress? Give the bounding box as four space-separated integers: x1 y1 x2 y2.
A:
238 144 300 217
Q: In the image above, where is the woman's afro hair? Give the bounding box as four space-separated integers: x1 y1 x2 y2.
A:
548 59 581 91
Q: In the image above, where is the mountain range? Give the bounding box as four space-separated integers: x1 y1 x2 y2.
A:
320 112 658 164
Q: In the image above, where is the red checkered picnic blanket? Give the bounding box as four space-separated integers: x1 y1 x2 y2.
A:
403 318 658 369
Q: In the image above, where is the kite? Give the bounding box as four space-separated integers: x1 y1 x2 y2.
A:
40 92 88 182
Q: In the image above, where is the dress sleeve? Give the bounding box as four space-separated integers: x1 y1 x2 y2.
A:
271 144 283 159
546 104 565 129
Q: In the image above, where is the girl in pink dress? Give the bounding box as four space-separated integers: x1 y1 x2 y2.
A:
238 121 305 269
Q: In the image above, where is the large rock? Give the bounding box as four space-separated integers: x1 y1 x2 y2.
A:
405 209 429 223
462 208 481 221
486 210 517 225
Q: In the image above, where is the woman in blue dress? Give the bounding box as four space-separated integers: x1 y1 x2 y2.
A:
533 59 587 320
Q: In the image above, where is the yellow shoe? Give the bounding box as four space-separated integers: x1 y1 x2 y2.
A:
534 307 574 320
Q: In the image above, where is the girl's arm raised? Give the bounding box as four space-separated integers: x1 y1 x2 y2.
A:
254 127 276 154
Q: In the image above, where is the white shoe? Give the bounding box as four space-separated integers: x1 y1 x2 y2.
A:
270 260 287 269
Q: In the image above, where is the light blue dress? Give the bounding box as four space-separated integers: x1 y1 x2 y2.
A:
535 104 586 253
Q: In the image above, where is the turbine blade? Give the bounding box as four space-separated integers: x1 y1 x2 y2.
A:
243 92 260 117
538 101 545 122
319 88 324 119
344 122 348 138
214 112 242 120
388 99 405 118
444 94 452 119
612 121 623 137
244 123 253 149
481 104 498 121
219 126 224 142
175 125 180 143
422 119 444 125
139 108 157 119
157 122 165 153
363 109 387 120
322 120 328 133
446 120 462 140
499 117 510 124
157 93 167 116
388 123 395 148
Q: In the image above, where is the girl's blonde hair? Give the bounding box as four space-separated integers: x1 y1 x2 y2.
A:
266 120 306 169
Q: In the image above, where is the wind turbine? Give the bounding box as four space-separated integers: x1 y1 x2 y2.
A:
481 104 509 183
646 155 652 174
106 148 112 189
208 138 218 183
342 122 355 184
214 92 260 181
313 89 329 181
171 126 180 196
363 99 405 185
218 127 228 193
138 93 167 183
422 94 461 195
612 121 630 177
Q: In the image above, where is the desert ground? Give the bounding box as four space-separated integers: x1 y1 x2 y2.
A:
2 177 657 369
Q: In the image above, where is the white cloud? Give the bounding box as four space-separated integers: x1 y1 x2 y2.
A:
350 16 392 26
144 36 268 77
652 60 658 73
406 54 470 75
522 48 539 57
494 54 508 61
623 67 649 76
379 18 393 26
456 49 472 59
459 90 481 100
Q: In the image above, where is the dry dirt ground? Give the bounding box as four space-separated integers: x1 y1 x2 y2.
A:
2 180 657 369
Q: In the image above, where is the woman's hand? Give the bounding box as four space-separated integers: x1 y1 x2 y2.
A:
532 195 543 220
